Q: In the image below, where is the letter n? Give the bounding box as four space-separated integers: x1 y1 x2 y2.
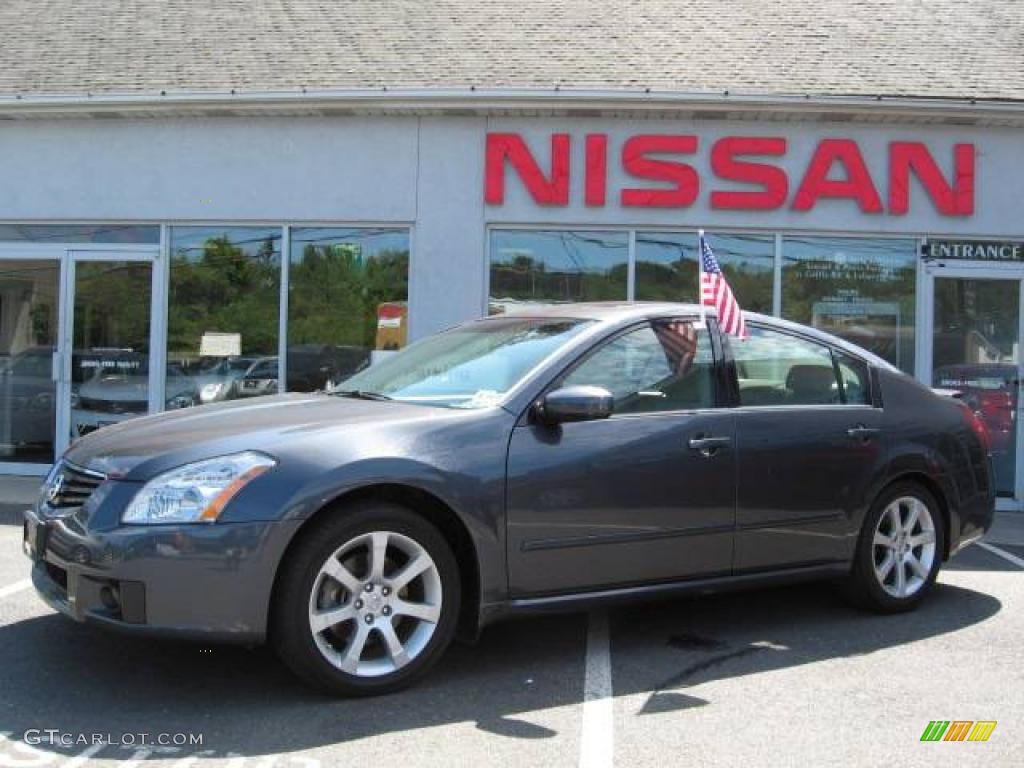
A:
889 142 975 216
485 133 570 205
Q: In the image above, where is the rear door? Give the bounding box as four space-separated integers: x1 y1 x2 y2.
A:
726 324 885 572
506 317 736 596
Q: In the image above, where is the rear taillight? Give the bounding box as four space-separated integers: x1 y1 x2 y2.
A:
957 400 991 453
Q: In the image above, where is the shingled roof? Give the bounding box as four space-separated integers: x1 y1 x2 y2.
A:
1 0 1022 102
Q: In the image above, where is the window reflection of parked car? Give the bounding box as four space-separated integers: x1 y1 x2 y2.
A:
286 344 370 392
234 357 280 398
0 346 55 448
934 363 1018 489
188 356 259 403
72 356 197 437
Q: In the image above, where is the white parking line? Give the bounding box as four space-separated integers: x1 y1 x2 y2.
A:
978 541 1024 569
0 579 30 600
579 610 613 768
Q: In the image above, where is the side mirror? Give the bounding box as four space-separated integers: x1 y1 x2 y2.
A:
535 385 614 425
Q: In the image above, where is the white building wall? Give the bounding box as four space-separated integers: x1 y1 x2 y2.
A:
409 117 487 337
1 112 1022 341
0 116 419 222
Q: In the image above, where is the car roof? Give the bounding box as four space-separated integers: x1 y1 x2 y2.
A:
483 301 899 372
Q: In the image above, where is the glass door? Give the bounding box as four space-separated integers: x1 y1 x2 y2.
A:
0 257 61 471
926 270 1022 502
58 252 157 456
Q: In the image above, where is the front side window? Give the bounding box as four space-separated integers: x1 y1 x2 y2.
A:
732 326 843 406
335 317 594 408
562 320 715 414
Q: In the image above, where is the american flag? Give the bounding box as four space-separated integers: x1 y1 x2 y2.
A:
699 232 747 338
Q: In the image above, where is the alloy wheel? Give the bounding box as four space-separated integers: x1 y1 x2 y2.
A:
307 530 442 677
871 496 937 599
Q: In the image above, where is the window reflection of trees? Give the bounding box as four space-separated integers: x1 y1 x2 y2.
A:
289 228 409 353
489 230 628 304
635 233 774 312
167 228 282 371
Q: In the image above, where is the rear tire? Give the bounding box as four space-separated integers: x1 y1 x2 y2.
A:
843 482 945 613
272 502 461 696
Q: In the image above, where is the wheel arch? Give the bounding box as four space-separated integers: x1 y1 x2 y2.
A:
269 482 483 642
876 471 954 560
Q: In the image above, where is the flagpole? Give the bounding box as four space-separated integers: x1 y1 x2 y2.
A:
697 228 706 328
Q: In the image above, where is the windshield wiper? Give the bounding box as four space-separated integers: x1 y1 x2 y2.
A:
331 389 393 401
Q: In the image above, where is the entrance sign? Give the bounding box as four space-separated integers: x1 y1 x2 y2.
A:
925 240 1024 262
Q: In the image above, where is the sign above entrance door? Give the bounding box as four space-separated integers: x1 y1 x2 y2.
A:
925 240 1024 262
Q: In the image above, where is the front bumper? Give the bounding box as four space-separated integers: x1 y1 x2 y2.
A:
24 507 300 643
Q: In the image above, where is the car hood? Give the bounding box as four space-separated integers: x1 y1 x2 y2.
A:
64 393 473 479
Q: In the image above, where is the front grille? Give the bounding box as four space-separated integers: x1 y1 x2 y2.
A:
77 397 147 415
42 461 106 512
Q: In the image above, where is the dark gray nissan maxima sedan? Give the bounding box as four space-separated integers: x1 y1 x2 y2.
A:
24 303 994 695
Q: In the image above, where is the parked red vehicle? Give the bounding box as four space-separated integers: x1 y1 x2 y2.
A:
934 364 1018 492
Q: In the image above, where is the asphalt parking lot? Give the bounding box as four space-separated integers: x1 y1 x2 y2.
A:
0 514 1021 768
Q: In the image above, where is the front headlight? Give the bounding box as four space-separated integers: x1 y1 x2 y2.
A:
200 382 225 402
122 451 277 525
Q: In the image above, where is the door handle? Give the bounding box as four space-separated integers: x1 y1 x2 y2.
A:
687 435 732 456
846 425 880 440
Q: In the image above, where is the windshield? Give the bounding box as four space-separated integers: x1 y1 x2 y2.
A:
334 317 593 408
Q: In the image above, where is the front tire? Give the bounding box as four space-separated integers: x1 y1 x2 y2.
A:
272 502 461 696
844 482 945 613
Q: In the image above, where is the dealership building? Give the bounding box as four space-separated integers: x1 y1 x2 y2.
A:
0 1 1023 508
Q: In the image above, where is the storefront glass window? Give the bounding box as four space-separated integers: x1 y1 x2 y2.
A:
635 232 774 312
489 229 628 313
0 224 159 244
70 261 153 440
167 227 281 407
781 236 917 374
932 277 1020 496
0 259 59 463
288 228 410 392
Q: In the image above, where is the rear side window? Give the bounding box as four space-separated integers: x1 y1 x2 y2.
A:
732 326 847 406
835 352 872 405
562 319 715 414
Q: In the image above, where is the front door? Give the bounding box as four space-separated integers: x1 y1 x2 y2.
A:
926 269 1022 503
506 318 735 596
57 252 158 455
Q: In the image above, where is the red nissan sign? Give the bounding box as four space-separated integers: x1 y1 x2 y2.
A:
484 133 975 216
